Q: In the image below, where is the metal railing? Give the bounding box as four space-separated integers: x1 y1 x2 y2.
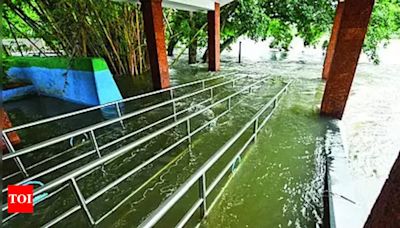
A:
139 81 292 228
2 77 274 226
2 73 249 186
1 72 236 174
2 73 234 135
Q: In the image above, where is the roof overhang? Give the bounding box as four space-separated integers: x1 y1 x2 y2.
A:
113 0 234 11
163 0 234 11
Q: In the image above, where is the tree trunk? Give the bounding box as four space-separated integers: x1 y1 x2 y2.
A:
188 11 197 64
202 36 236 63
202 48 208 63
188 38 197 64
167 37 178 56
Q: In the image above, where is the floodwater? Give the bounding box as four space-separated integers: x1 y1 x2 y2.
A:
203 38 400 227
3 38 399 228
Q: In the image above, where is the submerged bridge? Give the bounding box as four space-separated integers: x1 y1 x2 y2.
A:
2 73 292 227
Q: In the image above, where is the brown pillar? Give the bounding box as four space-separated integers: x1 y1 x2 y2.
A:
208 3 220 71
320 0 374 119
322 1 345 80
142 0 170 89
364 152 400 227
1 109 21 151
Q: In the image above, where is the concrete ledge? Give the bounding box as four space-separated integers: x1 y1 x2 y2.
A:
5 57 122 106
3 85 36 102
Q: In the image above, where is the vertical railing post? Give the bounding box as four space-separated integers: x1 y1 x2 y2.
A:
253 117 259 142
170 90 177 122
89 130 102 158
238 41 242 63
199 174 207 218
228 97 232 110
115 102 125 129
70 178 95 226
202 80 206 89
186 119 192 145
210 88 214 101
2 132 29 178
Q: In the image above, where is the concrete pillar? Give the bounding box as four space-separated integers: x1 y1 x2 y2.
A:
364 152 400 227
322 1 345 80
208 3 220 71
142 0 170 89
320 0 374 119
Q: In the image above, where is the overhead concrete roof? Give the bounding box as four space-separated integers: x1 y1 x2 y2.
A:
113 0 234 11
163 0 234 11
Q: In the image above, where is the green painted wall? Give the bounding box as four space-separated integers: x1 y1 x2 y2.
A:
5 57 109 72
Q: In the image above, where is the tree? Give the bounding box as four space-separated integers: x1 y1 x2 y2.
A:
3 0 148 77
4 0 399 80
364 0 400 64
168 0 399 64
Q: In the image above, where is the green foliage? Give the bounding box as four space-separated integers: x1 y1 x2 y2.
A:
260 0 335 48
3 0 148 76
2 0 37 38
364 0 400 64
167 0 399 64
4 0 400 74
1 54 11 85
266 20 293 50
167 0 335 55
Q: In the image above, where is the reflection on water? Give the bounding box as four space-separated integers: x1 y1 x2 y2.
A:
3 38 399 227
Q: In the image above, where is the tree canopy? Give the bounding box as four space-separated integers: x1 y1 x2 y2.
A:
167 0 400 64
2 0 400 77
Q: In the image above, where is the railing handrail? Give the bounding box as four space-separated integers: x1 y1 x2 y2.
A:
2 74 246 161
1 75 249 191
2 79 291 228
2 74 256 198
2 96 212 185
3 72 235 134
139 81 292 228
1 77 269 215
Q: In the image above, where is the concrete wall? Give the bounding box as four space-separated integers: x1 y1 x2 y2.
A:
2 85 36 102
5 57 122 106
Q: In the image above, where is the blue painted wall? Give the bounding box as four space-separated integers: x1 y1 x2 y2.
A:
6 58 123 107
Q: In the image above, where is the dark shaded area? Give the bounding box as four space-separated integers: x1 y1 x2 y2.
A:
364 152 400 228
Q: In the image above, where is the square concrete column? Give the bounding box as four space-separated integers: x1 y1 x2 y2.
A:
322 1 345 80
142 0 170 89
320 0 374 119
208 3 220 71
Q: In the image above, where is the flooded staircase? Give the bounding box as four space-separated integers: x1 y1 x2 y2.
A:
2 74 292 227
